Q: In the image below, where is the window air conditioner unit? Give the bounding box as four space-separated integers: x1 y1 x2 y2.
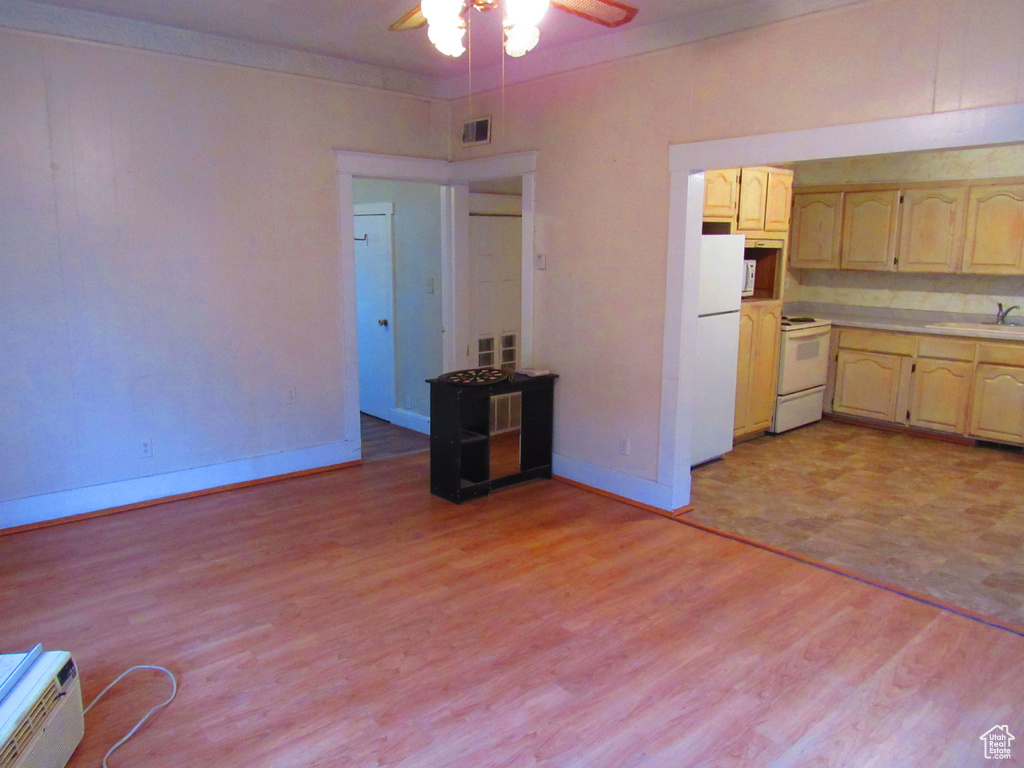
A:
1 649 84 768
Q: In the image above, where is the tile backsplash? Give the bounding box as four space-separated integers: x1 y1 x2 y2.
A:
787 270 1024 316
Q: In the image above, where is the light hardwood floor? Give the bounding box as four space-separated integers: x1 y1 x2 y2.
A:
359 413 429 462
3 453 1022 767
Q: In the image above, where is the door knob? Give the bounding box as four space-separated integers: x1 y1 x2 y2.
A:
378 319 388 327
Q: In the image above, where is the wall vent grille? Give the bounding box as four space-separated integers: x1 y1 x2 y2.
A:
462 116 491 146
1 680 59 768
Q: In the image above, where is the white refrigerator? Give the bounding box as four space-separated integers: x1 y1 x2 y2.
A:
691 234 745 466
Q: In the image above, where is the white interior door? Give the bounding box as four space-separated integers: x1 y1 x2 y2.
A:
468 202 522 370
354 212 396 421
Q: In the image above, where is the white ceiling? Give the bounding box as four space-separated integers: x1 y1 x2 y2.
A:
5 0 867 96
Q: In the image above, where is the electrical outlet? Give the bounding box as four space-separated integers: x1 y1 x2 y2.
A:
536 253 547 270
619 436 630 456
140 439 153 459
286 388 297 404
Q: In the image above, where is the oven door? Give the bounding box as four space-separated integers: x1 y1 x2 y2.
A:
778 326 830 395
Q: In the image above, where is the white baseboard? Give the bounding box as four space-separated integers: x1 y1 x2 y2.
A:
552 453 681 511
0 440 361 531
388 408 430 435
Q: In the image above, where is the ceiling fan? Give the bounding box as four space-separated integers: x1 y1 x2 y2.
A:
390 0 639 58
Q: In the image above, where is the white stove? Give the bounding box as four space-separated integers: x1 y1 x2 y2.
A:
780 316 832 330
771 316 832 433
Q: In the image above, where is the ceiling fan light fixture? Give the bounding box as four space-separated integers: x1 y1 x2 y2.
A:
502 22 540 57
427 20 467 56
421 0 466 57
420 0 464 23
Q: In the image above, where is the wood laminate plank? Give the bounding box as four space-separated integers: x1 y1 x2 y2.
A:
1 452 1021 767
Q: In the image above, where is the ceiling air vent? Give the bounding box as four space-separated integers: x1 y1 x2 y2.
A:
461 116 491 146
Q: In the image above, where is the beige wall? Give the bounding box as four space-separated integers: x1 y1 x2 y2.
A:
3 0 1024 523
447 0 1024 481
0 27 446 524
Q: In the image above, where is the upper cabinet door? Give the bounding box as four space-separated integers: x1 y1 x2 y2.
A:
962 184 1024 274
840 189 900 271
703 169 740 220
736 168 769 231
789 192 843 269
897 187 966 273
763 171 793 231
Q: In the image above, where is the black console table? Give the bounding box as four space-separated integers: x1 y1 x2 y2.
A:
427 373 557 503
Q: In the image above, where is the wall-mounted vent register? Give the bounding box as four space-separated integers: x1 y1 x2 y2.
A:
462 116 491 146
0 646 84 768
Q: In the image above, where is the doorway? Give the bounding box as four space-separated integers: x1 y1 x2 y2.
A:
659 103 1024 512
336 150 539 462
352 179 445 452
353 206 396 422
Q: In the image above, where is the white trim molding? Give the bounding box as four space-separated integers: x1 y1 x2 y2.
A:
390 408 431 435
0 441 360 531
553 453 674 511
2 0 867 100
0 0 439 98
661 103 1024 511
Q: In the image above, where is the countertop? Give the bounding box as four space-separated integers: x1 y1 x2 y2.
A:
783 302 1024 342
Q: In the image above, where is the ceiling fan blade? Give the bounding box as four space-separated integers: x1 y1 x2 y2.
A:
551 0 638 27
388 5 427 31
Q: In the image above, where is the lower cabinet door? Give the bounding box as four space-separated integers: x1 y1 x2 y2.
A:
734 302 781 437
749 305 781 430
909 358 973 433
833 350 910 423
969 364 1024 444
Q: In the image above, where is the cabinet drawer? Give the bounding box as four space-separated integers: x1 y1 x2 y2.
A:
837 329 915 356
917 337 976 361
977 342 1024 367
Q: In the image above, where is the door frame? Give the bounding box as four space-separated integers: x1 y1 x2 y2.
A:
661 103 1024 511
336 150 538 453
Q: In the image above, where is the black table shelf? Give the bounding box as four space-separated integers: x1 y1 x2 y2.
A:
427 373 557 503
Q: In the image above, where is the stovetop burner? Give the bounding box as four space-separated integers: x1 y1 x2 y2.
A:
781 316 817 326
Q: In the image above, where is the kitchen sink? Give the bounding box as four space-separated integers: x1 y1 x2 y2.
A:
927 322 1024 338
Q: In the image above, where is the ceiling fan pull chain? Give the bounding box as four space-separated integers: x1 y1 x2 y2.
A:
467 7 473 111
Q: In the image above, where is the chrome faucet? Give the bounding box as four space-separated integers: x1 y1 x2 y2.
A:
996 302 1020 324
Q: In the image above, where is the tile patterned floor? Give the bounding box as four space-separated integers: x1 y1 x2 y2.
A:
687 419 1024 633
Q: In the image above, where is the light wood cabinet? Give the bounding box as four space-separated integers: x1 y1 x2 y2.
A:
764 172 794 231
737 168 770 231
840 189 901 271
734 301 782 437
969 365 1024 443
792 176 1024 274
736 168 793 232
961 183 1024 274
828 328 1024 445
909 358 973 433
789 192 843 269
703 168 740 220
968 342 1024 444
833 349 912 423
897 187 966 273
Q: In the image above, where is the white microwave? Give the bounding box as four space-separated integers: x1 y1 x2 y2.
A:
742 259 756 297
